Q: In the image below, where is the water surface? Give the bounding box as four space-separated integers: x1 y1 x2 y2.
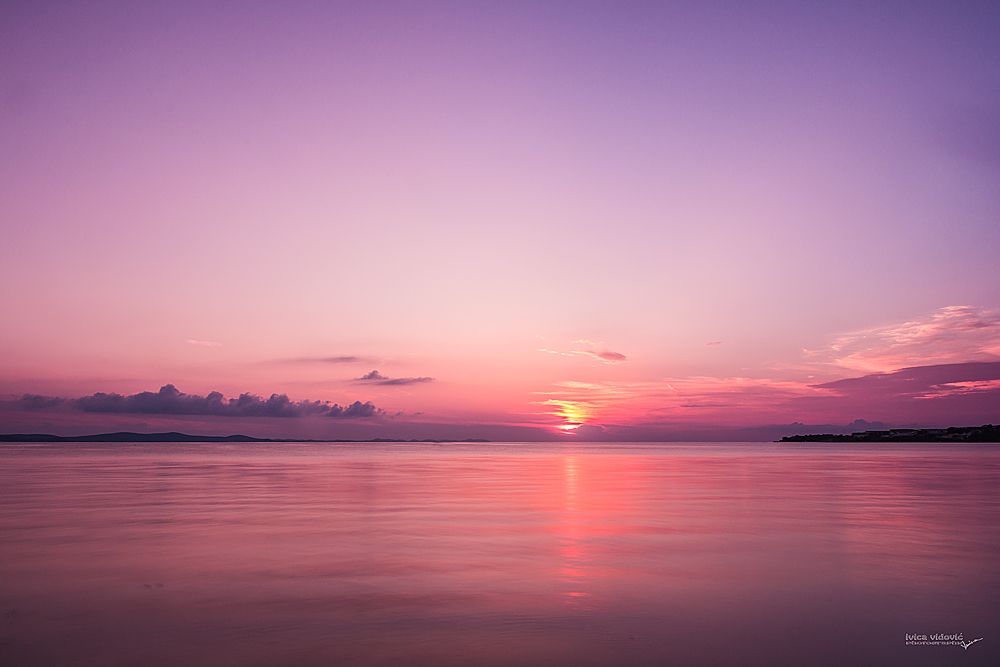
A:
1 442 997 665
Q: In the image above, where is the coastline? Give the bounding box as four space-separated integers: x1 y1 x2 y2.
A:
779 424 999 443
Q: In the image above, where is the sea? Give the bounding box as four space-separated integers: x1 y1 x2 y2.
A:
1 441 997 666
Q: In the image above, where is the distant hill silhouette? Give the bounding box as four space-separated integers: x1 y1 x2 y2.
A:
0 431 490 444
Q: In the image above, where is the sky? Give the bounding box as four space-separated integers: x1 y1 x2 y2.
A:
1 1 998 440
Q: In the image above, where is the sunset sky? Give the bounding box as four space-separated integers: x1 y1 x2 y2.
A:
2 1 998 440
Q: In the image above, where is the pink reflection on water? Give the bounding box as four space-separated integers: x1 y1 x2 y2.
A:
0 442 997 666
557 456 592 608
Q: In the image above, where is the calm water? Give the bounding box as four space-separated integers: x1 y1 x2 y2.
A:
1 442 997 666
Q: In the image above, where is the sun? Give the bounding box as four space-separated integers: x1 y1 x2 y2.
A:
556 423 582 432
544 399 591 433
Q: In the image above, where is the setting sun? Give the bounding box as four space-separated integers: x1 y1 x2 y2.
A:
543 399 592 431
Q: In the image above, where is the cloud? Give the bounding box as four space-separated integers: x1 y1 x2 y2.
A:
3 384 383 419
778 362 1000 426
705 341 726 347
7 394 70 411
281 356 370 364
355 370 434 386
374 377 434 386
814 361 1000 400
327 400 382 418
535 315 1000 431
535 376 815 430
186 339 221 347
586 349 628 362
563 340 629 363
533 361 1000 433
822 306 1000 373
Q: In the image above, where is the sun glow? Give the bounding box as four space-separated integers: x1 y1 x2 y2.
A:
544 399 591 432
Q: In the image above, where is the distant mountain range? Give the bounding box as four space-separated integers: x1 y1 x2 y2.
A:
779 424 999 443
0 431 490 444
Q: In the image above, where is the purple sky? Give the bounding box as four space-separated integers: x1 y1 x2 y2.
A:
2 1 998 439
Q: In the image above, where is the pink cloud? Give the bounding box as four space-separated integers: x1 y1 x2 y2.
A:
534 360 1000 432
534 376 815 430
822 306 1000 373
571 340 628 363
585 349 628 362
538 340 629 364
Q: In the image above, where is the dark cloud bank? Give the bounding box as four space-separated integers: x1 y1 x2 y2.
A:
8 385 381 419
814 361 1000 397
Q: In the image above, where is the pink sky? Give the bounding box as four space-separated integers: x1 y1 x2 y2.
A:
2 2 998 439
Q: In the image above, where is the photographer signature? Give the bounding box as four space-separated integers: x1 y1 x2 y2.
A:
959 637 983 650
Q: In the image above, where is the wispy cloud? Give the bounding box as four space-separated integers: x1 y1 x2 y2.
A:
539 340 628 363
573 339 628 363
535 361 1000 430
355 370 434 386
2 385 383 419
705 341 727 347
820 306 1000 373
186 339 221 347
585 349 628 362
535 376 813 429
281 356 371 364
